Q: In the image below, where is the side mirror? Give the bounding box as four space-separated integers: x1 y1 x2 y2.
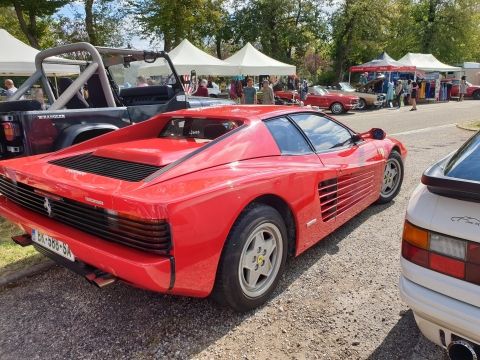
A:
357 128 386 141
370 128 386 140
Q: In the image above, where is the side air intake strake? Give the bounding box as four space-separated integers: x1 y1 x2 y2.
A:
0 176 171 254
49 153 161 182
318 169 375 222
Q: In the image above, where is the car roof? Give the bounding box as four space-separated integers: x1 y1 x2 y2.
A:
163 105 319 122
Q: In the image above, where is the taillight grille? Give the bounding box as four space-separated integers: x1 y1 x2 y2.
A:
49 153 162 182
0 176 171 254
402 221 480 285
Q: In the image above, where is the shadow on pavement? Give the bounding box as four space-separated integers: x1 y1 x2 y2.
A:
0 201 397 360
367 309 447 360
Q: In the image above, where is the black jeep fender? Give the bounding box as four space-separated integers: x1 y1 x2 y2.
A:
54 123 119 150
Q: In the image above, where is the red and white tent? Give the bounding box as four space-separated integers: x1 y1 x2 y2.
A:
350 52 416 73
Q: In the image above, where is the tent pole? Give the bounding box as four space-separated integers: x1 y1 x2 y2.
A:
348 72 351 83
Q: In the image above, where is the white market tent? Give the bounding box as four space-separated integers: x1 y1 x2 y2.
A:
139 39 237 76
224 42 296 76
397 53 461 72
0 29 79 76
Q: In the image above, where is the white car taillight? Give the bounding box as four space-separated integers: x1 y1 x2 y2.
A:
430 233 466 260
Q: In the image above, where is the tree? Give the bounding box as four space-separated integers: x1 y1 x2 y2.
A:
0 0 68 48
52 1 128 47
129 0 226 52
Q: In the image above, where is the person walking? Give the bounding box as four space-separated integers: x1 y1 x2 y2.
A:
386 79 394 108
405 80 411 106
410 81 418 111
242 78 257 104
261 79 274 105
395 80 403 109
194 79 209 97
459 75 467 101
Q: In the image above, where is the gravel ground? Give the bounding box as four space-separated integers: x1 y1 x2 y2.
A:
0 103 476 359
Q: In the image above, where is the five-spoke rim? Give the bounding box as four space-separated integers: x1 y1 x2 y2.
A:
381 157 401 197
238 223 283 298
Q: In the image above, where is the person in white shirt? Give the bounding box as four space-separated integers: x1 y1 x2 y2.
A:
4 79 18 99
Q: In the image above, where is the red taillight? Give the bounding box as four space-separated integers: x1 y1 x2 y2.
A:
466 263 480 285
429 253 465 279
402 241 429 267
2 122 17 141
402 221 480 286
467 243 480 264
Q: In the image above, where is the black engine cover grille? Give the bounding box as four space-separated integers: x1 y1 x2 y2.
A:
0 176 171 254
49 153 161 182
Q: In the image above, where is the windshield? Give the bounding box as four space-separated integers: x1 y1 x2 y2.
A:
159 118 243 140
109 61 179 92
444 132 480 182
339 82 355 91
312 86 328 95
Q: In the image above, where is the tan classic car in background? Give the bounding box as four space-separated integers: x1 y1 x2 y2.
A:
327 82 385 110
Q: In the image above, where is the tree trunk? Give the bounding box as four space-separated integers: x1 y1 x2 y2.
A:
216 37 222 59
85 0 97 45
13 1 40 49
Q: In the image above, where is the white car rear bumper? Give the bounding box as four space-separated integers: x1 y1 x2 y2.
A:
400 274 480 347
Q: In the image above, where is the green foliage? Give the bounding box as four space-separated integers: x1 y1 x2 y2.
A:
0 0 68 48
129 0 226 51
52 1 129 47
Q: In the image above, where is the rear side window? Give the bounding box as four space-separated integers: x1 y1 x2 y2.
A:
264 117 312 155
159 118 242 140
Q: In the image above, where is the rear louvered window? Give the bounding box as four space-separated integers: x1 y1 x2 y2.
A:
49 153 161 182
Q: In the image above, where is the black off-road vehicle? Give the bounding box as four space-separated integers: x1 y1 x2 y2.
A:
0 42 232 158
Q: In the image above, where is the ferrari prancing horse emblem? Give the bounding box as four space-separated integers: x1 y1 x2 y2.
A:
43 197 52 217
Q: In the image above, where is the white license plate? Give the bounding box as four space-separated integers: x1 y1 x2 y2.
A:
32 229 75 262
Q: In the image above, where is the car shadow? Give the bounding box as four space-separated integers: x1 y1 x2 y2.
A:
367 310 447 360
0 201 399 360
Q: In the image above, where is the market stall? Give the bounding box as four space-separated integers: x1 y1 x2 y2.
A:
139 39 236 76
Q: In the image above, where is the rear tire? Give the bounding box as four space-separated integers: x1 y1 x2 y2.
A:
330 102 344 115
212 204 287 312
377 151 404 204
473 91 480 100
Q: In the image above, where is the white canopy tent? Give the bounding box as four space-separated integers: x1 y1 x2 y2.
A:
224 43 296 76
139 39 237 76
397 53 461 72
0 29 79 76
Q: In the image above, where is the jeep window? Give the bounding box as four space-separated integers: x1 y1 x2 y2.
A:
159 118 243 140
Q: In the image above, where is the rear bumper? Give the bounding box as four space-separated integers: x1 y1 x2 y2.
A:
400 274 480 347
0 196 174 293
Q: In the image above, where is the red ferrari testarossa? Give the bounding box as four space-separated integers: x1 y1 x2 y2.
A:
0 105 406 311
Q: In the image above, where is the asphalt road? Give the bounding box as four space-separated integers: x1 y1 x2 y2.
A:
0 100 478 360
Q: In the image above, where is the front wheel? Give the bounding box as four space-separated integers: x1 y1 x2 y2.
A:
212 204 288 312
377 151 404 204
473 91 480 100
357 98 367 110
330 102 344 115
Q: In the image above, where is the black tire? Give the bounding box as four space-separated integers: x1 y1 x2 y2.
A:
357 98 367 110
330 102 344 115
473 91 480 100
212 204 288 312
377 151 404 204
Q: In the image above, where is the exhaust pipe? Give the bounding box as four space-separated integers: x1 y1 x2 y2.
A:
448 340 478 360
85 272 117 288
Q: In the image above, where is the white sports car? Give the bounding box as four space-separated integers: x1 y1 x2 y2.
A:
400 132 480 360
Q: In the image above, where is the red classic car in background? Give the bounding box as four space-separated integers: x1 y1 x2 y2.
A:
0 106 406 311
275 86 360 115
447 79 480 100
